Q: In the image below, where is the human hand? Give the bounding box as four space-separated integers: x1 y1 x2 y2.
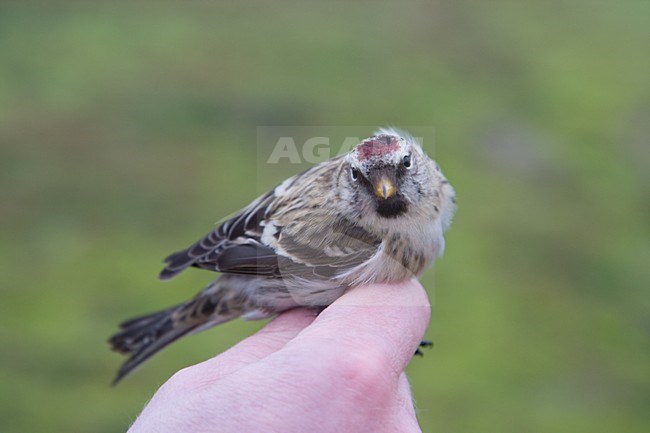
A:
128 279 431 433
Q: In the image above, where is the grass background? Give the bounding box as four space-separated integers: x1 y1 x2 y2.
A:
1 1 648 431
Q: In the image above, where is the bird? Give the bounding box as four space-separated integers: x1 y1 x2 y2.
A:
109 127 456 384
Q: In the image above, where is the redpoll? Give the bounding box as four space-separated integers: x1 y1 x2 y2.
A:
109 128 456 383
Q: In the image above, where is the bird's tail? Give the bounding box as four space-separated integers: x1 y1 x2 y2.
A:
108 286 244 384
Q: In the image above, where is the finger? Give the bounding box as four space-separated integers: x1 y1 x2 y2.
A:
192 308 316 381
396 373 417 419
285 279 430 378
397 373 423 432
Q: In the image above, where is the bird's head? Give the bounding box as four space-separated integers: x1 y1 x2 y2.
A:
343 129 440 220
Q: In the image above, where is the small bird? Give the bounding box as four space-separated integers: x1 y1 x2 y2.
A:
109 128 456 383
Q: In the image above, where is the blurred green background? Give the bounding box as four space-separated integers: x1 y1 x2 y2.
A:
1 1 648 432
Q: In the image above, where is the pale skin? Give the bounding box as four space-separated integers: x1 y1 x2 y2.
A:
128 279 430 433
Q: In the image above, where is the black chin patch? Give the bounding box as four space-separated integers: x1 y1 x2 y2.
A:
375 197 409 218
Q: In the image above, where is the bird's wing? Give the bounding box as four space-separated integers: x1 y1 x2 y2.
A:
159 164 381 281
159 190 276 279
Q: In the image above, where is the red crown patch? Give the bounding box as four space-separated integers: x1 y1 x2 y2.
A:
356 135 400 161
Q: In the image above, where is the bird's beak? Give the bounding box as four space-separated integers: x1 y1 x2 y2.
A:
374 175 396 199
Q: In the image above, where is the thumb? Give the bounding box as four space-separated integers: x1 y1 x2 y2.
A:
288 279 431 377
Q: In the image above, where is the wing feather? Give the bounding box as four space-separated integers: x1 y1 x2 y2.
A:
158 161 381 281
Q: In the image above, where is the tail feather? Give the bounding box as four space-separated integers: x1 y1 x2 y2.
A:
110 319 201 385
117 304 180 332
109 288 244 384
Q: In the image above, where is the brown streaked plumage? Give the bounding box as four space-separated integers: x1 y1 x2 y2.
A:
109 128 456 383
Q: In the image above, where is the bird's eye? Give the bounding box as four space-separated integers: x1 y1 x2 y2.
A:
403 154 412 169
350 167 359 181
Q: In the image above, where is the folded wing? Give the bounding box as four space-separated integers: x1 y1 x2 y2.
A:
159 181 381 282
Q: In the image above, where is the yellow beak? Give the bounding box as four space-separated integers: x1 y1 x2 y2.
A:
374 176 396 199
